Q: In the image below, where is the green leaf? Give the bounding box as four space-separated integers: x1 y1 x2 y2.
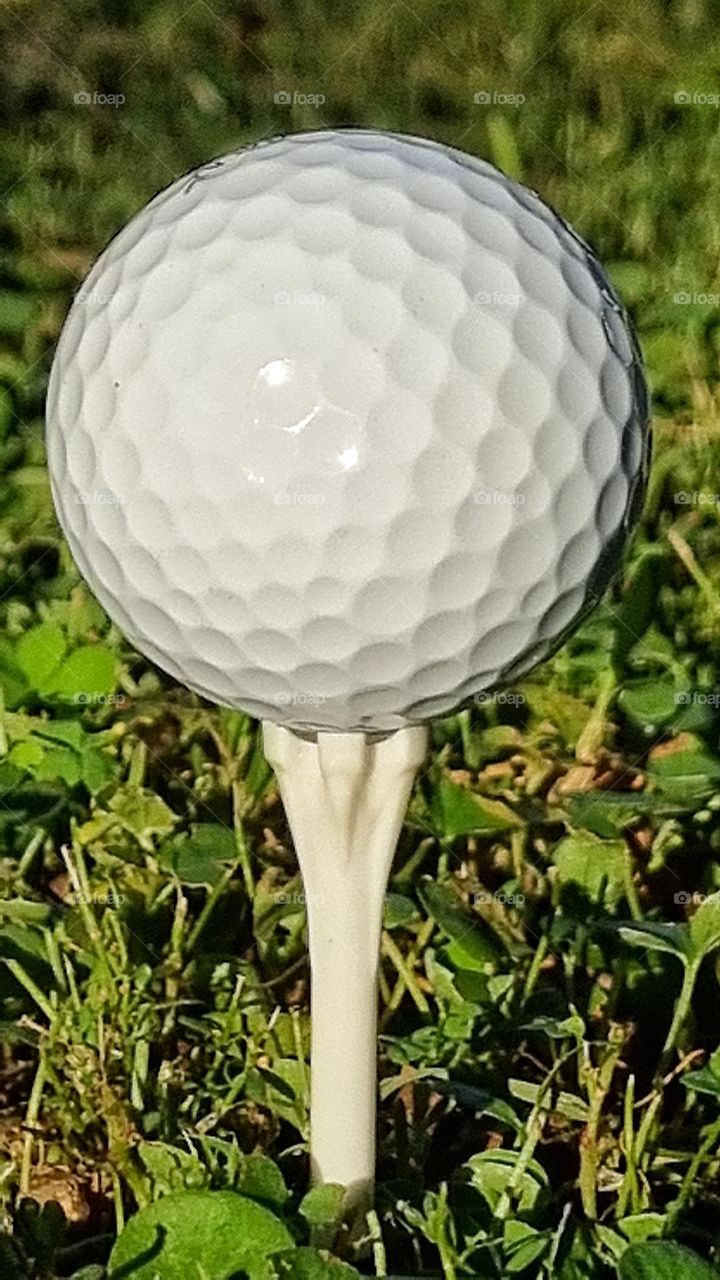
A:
15 624 66 692
440 998 478 1042
64 586 109 642
521 684 591 745
618 1240 720 1279
683 1045 720 1098
553 833 628 906
618 678 681 733
299 1183 345 1229
566 790 680 839
617 921 690 961
647 736 720 801
236 1154 288 1210
617 1214 665 1245
554 1091 591 1122
611 548 666 666
423 950 463 1006
35 746 82 786
431 776 522 840
520 1011 586 1042
430 1078 521 1129
48 644 117 703
682 1068 720 1098
0 924 53 990
418 880 500 967
383 893 418 929
108 786 178 849
9 739 45 772
247 1060 308 1133
108 1190 293 1280
35 720 87 750
81 747 115 793
136 1141 208 1196
509 1078 542 1105
0 637 30 709
163 824 237 886
466 1148 548 1214
271 1247 360 1278
597 1224 629 1262
688 892 720 960
452 965 492 1003
14 624 117 711
503 1220 549 1273
0 900 53 925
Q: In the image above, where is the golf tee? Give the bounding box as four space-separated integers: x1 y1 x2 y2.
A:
262 722 428 1211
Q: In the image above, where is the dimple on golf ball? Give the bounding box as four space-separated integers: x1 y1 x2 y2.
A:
46 129 649 732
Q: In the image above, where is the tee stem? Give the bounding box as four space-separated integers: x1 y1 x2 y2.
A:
262 723 427 1212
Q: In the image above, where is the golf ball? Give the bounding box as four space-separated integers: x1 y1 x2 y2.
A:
46 129 648 733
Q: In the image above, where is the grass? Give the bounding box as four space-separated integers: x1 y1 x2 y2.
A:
2 0 720 1276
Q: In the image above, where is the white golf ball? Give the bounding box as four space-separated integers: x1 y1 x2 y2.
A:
46 129 648 732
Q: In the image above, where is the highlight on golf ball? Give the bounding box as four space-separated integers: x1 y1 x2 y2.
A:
46 129 649 732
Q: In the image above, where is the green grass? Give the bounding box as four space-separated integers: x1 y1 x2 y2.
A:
2 1 720 1276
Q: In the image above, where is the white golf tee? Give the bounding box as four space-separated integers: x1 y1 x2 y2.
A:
263 723 428 1210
